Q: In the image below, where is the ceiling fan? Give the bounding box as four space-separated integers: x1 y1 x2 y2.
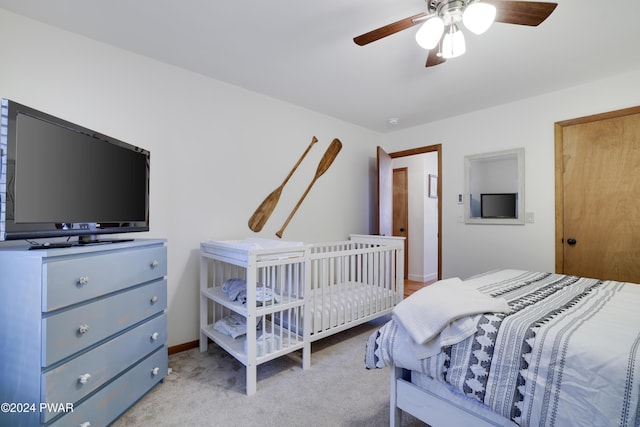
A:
353 0 557 67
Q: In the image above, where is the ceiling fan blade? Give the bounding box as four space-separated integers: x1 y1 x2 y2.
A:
484 1 558 26
426 50 446 67
354 13 427 46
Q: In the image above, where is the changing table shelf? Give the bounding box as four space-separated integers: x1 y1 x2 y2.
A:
200 321 304 366
200 286 306 316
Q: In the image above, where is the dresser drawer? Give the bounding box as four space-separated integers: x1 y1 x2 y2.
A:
48 346 167 427
42 244 167 312
42 279 167 366
41 313 167 419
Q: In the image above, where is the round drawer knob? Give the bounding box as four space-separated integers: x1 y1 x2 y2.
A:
78 373 92 384
78 276 89 286
150 295 159 304
78 324 89 334
151 332 160 341
151 367 160 376
150 260 159 269
79 423 91 427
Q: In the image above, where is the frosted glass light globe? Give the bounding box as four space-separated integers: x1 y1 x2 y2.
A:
442 26 466 59
416 17 445 50
463 2 496 35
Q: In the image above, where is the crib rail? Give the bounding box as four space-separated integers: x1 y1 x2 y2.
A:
307 235 404 340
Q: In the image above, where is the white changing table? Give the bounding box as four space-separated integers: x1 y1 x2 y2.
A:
199 238 311 395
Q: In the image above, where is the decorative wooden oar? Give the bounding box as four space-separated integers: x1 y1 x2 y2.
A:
276 138 342 238
248 136 318 232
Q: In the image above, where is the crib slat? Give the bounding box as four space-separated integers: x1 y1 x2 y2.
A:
306 237 403 345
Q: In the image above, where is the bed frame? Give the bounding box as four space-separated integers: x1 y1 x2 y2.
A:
391 367 517 427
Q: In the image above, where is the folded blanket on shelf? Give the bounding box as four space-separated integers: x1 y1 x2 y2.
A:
222 278 280 305
222 278 248 304
213 314 247 339
213 313 264 339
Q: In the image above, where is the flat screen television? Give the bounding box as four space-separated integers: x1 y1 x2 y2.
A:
0 99 150 246
480 193 517 219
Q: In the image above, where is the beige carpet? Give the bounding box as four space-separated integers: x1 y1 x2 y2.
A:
112 316 425 427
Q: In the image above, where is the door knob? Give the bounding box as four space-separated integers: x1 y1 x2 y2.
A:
399 228 405 232
567 238 577 246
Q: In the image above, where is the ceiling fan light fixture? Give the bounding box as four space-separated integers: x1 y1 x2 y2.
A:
462 1 496 35
442 24 465 59
415 16 445 50
353 0 558 68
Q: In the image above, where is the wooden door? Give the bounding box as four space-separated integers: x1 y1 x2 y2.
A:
555 106 640 282
393 168 409 278
377 146 392 236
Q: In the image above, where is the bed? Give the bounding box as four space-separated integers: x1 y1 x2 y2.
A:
365 269 640 426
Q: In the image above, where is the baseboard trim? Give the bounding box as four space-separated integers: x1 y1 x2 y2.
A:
168 340 199 355
407 272 438 282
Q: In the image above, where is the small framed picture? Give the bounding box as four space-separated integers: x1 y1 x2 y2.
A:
428 174 438 198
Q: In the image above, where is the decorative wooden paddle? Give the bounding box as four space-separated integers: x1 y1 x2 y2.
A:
276 138 342 238
248 136 318 232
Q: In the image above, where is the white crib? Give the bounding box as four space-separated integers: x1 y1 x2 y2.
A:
306 234 404 342
199 234 403 395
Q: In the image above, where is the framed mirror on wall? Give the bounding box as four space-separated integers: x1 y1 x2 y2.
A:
464 148 525 225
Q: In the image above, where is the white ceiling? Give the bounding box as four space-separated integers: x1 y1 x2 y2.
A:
1 0 639 133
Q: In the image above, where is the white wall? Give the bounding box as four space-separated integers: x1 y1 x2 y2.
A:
422 153 438 281
0 10 382 346
382 68 640 280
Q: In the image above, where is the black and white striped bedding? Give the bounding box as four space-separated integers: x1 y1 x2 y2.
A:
365 269 640 426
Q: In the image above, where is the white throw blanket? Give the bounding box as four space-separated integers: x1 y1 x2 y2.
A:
392 277 511 358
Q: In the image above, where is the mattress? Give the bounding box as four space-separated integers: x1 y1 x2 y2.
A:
366 269 640 426
276 282 397 335
307 283 396 333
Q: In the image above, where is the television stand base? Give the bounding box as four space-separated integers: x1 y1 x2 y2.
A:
78 238 135 246
28 238 135 250
29 242 74 250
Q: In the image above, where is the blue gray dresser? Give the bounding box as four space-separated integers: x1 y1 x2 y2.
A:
0 239 168 426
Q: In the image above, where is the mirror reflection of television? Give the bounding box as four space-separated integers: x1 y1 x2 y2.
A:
0 98 150 245
480 193 517 219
